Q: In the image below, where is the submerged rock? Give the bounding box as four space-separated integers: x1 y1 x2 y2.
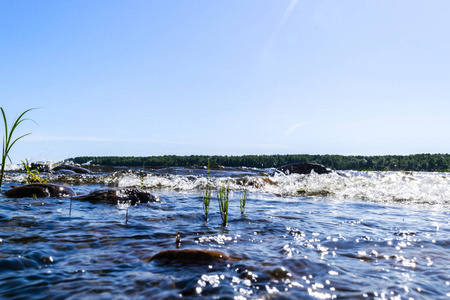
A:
274 162 333 175
150 249 231 265
53 164 92 174
3 183 76 198
269 267 293 280
72 188 161 204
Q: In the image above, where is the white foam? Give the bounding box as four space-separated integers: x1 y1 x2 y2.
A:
75 170 450 205
2 163 23 171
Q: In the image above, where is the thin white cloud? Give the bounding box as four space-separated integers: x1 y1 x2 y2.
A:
24 135 185 145
279 0 299 29
261 0 299 59
285 121 311 136
248 143 289 150
27 135 114 142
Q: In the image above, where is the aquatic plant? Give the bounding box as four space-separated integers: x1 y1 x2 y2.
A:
240 176 248 216
22 158 47 184
240 190 247 216
217 183 229 226
202 158 212 222
202 187 212 222
0 108 35 190
140 163 145 188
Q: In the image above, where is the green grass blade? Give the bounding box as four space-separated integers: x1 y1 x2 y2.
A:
6 133 32 154
0 107 36 190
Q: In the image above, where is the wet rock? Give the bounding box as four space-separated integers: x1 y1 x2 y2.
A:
269 267 292 280
274 162 332 175
72 188 161 204
53 164 92 174
55 169 77 175
237 177 277 188
296 188 330 197
30 162 52 173
150 249 231 265
3 183 76 198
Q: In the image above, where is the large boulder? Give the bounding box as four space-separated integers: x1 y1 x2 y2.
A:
274 162 332 175
52 164 92 174
3 183 76 198
72 188 161 204
150 249 231 265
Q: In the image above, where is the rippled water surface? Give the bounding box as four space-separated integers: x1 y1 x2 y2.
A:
1 165 449 299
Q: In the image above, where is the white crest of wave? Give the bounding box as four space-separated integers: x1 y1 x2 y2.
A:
3 163 22 171
271 171 450 204
108 170 450 205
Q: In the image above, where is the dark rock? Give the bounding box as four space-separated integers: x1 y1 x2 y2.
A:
237 177 277 187
53 164 92 174
72 188 161 204
269 267 292 280
30 162 52 173
274 162 333 175
55 170 77 175
150 249 231 265
3 183 76 198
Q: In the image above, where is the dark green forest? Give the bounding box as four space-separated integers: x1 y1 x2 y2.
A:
69 154 450 172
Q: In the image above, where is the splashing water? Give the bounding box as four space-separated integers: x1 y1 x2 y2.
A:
0 165 449 299
42 167 450 205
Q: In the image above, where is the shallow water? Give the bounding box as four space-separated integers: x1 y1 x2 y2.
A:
1 166 449 299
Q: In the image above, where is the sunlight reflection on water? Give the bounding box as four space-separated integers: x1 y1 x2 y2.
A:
0 167 449 298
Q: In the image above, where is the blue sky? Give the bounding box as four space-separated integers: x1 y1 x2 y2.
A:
1 0 450 163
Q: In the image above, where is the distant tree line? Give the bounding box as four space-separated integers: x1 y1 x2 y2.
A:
68 154 450 172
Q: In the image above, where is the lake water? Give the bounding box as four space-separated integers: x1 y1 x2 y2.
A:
1 165 449 299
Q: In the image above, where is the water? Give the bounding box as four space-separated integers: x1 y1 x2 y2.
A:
1 165 449 299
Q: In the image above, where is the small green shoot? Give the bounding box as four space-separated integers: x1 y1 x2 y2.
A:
1 107 36 190
202 187 212 222
202 158 212 222
140 163 145 189
217 183 230 226
240 190 247 216
22 158 47 184
240 176 248 216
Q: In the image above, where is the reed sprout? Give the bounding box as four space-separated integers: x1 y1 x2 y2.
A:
202 187 211 222
1 107 36 190
140 163 145 188
202 158 212 222
217 183 229 226
22 158 47 184
240 190 247 216
240 176 248 216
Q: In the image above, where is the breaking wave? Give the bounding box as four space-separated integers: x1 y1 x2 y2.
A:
7 166 446 205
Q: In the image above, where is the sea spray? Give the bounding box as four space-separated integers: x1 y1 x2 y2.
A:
7 166 450 205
